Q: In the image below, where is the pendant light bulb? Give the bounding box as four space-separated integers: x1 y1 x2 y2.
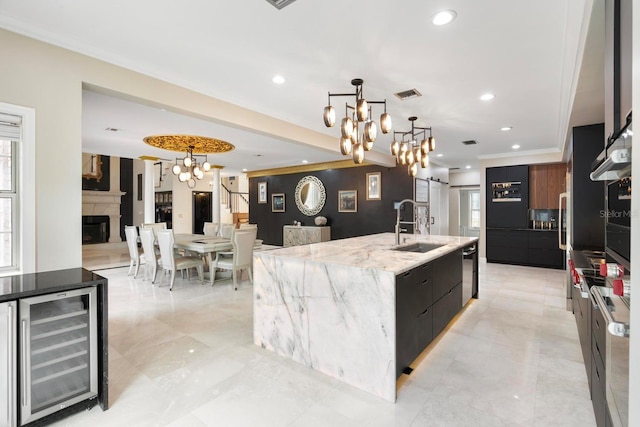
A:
356 99 368 121
183 156 192 168
202 162 211 172
172 164 181 175
409 163 418 177
428 136 436 152
341 117 354 138
407 149 415 166
353 143 364 164
391 140 400 156
323 105 336 127
363 121 377 146
340 137 352 155
421 152 430 168
380 113 392 134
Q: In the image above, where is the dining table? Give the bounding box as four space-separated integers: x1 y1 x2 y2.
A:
172 234 263 286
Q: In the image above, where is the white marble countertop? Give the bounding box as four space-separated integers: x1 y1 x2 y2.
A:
256 232 478 274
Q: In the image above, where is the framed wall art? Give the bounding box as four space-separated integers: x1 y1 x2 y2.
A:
258 181 267 204
338 190 357 212
272 193 285 212
366 172 381 200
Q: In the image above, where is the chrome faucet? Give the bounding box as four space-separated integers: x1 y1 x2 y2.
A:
395 199 429 245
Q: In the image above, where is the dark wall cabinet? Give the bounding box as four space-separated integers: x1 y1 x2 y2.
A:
571 124 605 251
396 249 465 378
486 165 529 229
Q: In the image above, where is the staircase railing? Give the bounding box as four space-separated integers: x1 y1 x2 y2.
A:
221 183 249 213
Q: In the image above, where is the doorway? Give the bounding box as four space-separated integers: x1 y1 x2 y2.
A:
192 191 212 234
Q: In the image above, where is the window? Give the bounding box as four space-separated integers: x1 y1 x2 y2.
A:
0 113 20 271
469 190 480 228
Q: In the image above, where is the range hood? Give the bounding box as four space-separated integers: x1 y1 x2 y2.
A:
590 122 632 181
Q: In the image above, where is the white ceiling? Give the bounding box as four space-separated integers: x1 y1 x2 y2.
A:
0 0 604 176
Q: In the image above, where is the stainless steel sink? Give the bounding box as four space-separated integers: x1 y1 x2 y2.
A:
392 242 444 253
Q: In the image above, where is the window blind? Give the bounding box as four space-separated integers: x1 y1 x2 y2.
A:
0 113 21 140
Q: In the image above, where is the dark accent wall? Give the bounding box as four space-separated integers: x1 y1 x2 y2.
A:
82 155 110 191
119 158 134 241
249 164 413 246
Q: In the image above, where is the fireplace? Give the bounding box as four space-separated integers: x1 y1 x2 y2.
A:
82 216 110 244
82 190 125 244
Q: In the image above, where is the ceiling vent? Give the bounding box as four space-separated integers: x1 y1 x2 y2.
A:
461 140 477 145
449 167 460 170
265 0 297 9
394 89 422 100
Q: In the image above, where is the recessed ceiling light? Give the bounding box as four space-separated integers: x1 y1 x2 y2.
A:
432 10 457 26
436 153 443 157
501 126 512 131
272 75 285 85
512 144 520 149
465 165 471 169
242 168 247 172
480 93 495 101
302 160 308 164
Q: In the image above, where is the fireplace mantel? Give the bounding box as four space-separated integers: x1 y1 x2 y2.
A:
82 190 126 243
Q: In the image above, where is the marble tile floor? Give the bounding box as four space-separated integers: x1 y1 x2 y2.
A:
57 260 596 427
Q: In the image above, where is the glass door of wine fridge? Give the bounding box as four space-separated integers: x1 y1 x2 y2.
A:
19 288 98 425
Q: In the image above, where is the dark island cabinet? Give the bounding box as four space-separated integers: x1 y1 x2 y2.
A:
396 249 468 378
486 165 529 229
396 262 433 377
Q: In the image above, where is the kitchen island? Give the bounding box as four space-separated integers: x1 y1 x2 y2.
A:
253 233 478 402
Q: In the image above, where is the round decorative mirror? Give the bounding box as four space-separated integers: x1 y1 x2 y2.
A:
295 175 326 216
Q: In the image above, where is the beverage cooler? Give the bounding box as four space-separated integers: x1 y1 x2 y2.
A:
19 287 98 425
1 301 17 427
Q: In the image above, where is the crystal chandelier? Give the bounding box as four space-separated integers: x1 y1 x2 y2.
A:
390 117 435 177
322 78 392 164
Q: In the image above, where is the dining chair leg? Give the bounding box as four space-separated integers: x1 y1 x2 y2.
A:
128 260 135 276
197 265 204 285
232 269 238 291
248 267 253 284
151 265 158 284
134 260 141 279
169 270 176 291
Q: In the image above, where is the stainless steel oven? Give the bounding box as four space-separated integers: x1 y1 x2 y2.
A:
591 282 630 427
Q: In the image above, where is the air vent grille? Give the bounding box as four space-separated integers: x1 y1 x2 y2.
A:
265 0 297 9
394 89 422 100
461 140 477 145
449 167 461 170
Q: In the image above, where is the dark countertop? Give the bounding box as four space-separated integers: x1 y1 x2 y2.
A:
0 267 106 302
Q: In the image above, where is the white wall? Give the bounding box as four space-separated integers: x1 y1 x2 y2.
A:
0 28 346 270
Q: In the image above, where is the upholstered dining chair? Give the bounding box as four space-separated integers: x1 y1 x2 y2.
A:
203 222 219 236
239 223 257 230
124 225 143 278
139 227 161 283
156 229 204 291
211 227 257 290
220 223 236 239
141 222 167 239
